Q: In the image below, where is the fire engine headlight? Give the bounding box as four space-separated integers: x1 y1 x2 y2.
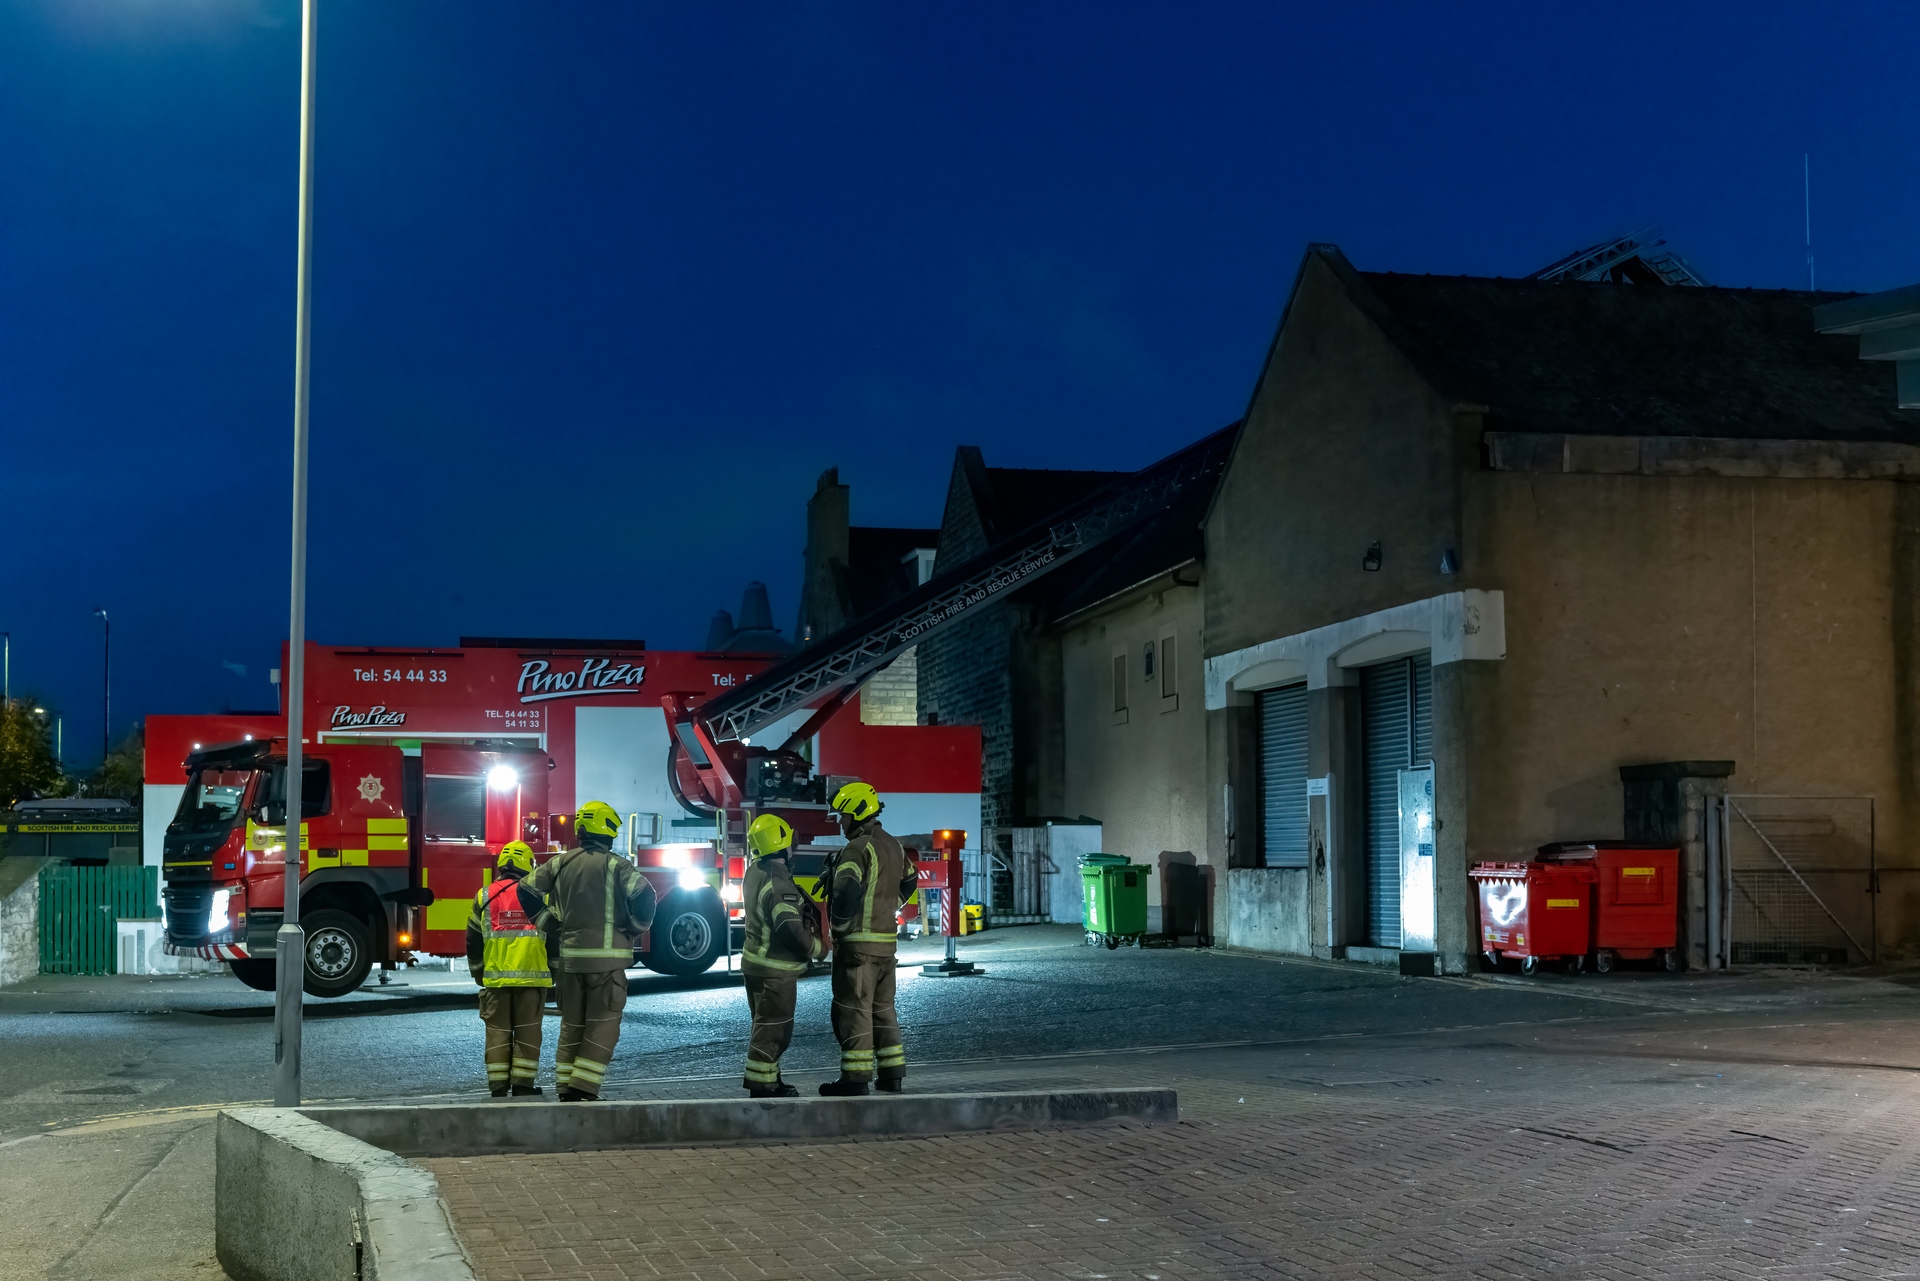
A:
487 765 518 792
662 848 691 869
206 888 235 937
722 883 743 902
678 870 708 892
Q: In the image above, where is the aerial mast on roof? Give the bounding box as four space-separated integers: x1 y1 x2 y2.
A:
1805 155 1816 292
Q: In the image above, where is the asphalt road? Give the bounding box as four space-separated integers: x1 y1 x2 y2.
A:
0 924 1655 1139
7 925 1920 1280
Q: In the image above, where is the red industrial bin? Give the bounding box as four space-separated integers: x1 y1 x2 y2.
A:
1471 860 1597 975
1538 843 1680 972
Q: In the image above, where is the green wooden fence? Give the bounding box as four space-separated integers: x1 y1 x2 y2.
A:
38 865 160 975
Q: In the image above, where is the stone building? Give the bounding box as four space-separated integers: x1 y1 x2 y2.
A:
792 467 938 727
794 442 1230 934
1202 244 1920 970
913 450 1127 832
794 244 1920 968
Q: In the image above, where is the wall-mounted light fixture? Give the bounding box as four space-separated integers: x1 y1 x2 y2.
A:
1439 548 1459 575
1362 541 1383 572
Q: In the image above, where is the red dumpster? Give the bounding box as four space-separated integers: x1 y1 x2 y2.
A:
1471 860 1597 975
1538 843 1680 972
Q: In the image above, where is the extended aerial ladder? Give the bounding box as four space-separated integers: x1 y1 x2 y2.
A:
662 422 1237 959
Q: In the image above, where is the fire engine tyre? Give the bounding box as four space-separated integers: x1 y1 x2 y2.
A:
301 909 374 998
229 959 277 992
642 890 727 976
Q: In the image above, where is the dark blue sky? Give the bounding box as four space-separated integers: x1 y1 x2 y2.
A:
5 1 1918 765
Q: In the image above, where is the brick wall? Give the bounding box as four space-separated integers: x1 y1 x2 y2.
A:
859 648 919 726
918 606 1015 831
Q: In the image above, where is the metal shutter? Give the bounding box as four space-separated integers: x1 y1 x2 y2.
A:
1361 655 1432 946
1259 684 1310 868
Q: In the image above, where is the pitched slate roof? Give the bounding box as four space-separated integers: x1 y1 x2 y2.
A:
1044 476 1211 622
928 426 1235 628
1340 260 1918 441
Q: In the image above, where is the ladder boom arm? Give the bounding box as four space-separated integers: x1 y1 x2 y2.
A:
696 422 1238 744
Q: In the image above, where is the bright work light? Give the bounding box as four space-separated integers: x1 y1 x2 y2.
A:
487 764 518 792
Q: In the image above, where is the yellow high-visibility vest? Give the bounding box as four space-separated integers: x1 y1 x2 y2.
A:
476 879 552 988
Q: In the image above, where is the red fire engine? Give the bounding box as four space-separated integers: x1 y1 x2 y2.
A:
156 641 981 994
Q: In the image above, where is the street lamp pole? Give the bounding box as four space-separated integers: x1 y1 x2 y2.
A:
3 631 10 704
274 0 318 1110
91 610 109 760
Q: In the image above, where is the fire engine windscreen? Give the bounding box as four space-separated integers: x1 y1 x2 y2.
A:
169 768 256 835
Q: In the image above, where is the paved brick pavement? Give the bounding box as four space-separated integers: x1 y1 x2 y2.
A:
428 994 1920 1280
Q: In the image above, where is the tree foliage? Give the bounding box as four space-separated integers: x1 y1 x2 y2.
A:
0 699 66 808
86 726 144 802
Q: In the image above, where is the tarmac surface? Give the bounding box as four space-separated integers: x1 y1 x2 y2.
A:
4 925 1920 1279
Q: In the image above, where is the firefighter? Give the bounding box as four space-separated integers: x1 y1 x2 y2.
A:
465 840 551 1097
517 801 656 1101
739 813 825 1097
820 782 918 1095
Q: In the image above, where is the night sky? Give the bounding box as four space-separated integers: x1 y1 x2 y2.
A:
5 1 1918 766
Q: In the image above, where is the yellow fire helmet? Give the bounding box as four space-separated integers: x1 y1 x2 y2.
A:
829 781 882 823
495 841 535 876
574 800 623 841
746 813 795 859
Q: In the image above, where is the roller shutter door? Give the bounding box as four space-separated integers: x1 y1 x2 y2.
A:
1360 655 1432 946
1258 683 1310 868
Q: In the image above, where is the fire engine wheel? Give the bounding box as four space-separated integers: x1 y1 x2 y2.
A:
642 890 727 977
301 909 374 998
229 959 277 992
1520 956 1540 977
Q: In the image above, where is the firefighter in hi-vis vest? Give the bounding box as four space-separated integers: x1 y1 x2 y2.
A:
739 813 825 1097
517 801 656 1101
820 782 918 1095
465 841 551 1097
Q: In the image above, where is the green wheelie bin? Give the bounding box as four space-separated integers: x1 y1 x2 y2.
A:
1080 854 1148 948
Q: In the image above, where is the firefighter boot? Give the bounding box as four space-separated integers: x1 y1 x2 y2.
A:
748 1082 800 1099
489 1086 510 1098
511 1085 544 1097
818 1077 872 1097
875 1077 905 1094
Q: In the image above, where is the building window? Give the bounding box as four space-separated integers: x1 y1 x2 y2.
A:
1112 654 1128 722
1142 641 1155 681
1160 634 1177 701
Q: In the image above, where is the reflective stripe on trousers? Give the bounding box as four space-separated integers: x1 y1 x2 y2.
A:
743 973 798 1087
555 969 626 1098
